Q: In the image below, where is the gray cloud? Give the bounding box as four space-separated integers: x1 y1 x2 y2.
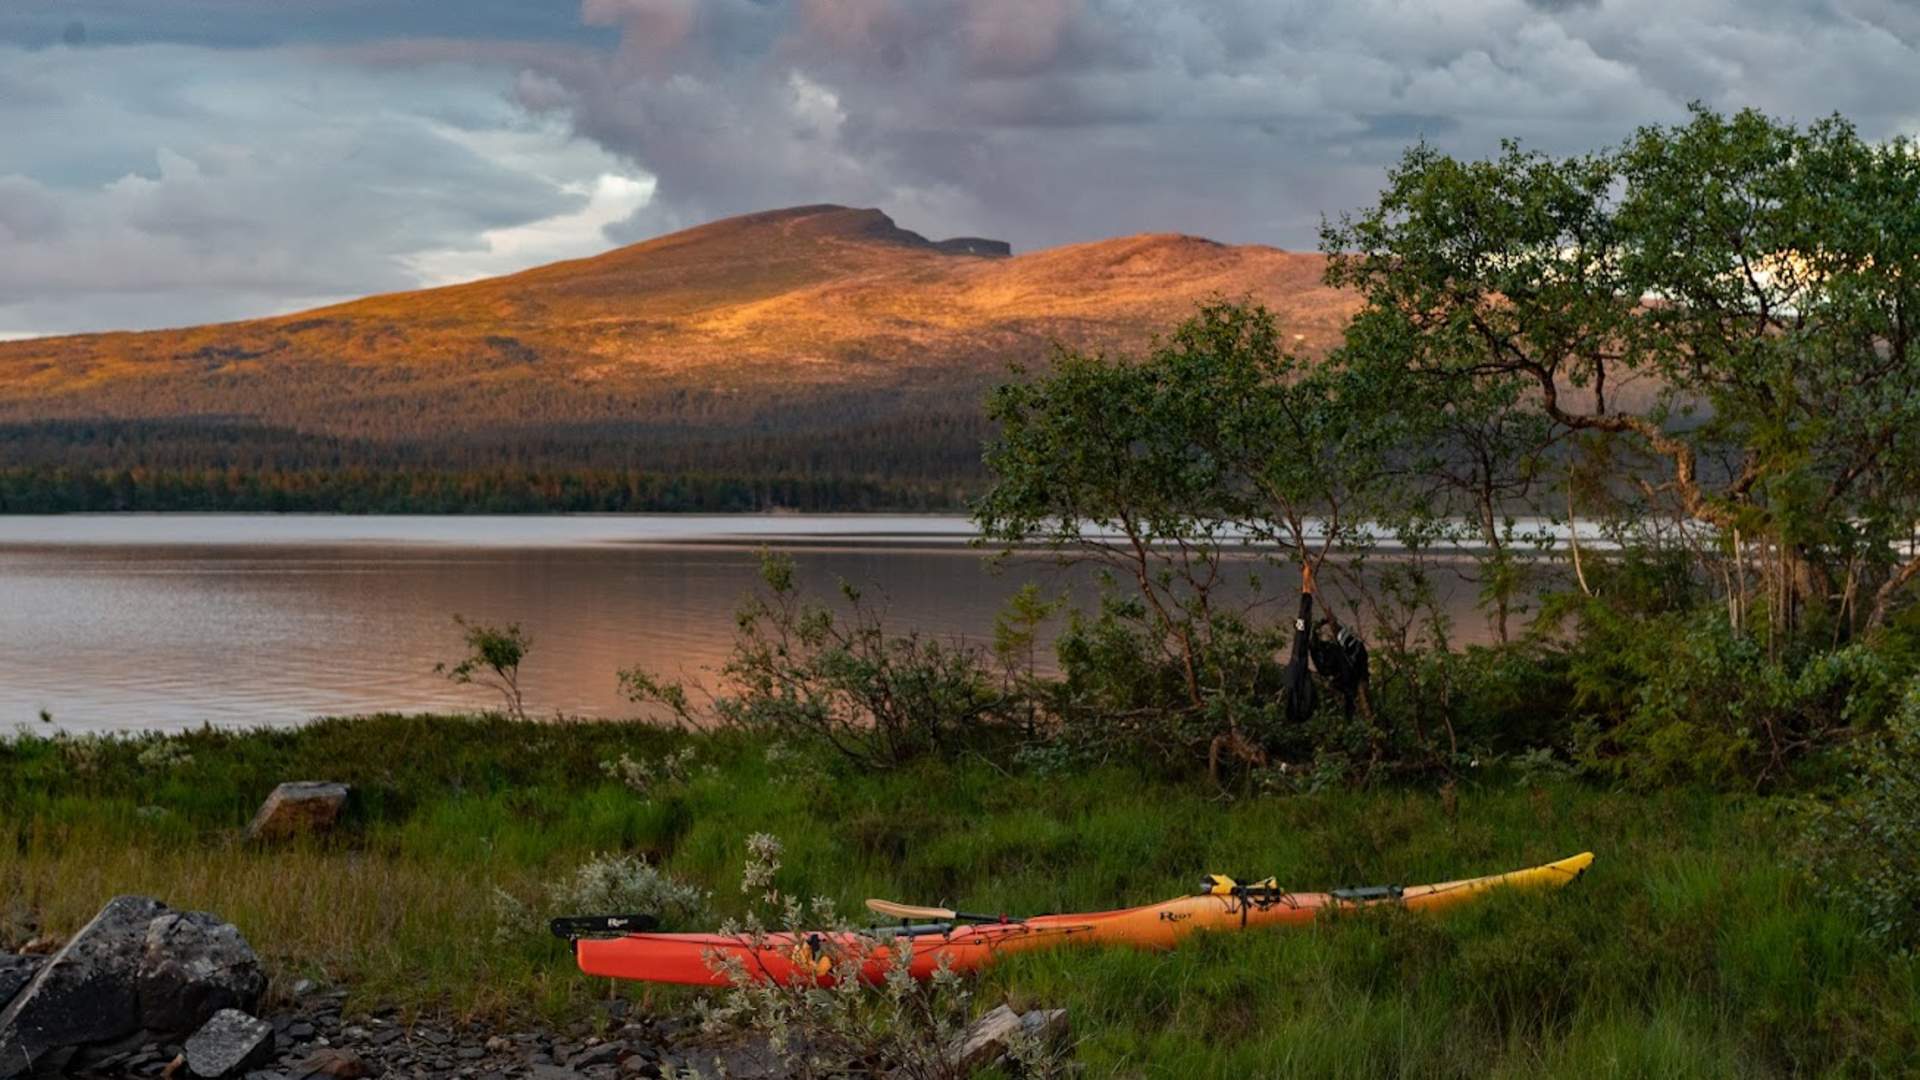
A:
3 0 1919 335
0 42 647 334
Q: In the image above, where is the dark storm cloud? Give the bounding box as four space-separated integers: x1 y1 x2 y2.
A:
3 0 1919 335
512 0 1920 252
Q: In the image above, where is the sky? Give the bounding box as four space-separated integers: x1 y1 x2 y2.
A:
2 0 1918 337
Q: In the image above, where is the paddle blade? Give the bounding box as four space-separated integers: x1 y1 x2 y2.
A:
865 898 957 921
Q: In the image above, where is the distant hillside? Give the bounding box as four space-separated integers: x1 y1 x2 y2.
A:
0 205 1358 511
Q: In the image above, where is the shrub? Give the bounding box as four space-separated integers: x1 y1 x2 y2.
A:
494 852 709 945
602 746 700 800
1798 679 1920 951
673 834 1071 1080
1564 609 1898 790
435 616 532 721
625 553 1018 769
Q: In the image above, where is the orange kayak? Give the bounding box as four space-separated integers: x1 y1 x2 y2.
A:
571 851 1594 987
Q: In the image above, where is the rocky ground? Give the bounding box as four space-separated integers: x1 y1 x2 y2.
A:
60 990 691 1080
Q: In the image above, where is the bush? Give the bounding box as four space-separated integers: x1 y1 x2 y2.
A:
1562 607 1898 790
625 553 1019 769
494 852 710 944
674 834 1072 1080
1798 679 1920 952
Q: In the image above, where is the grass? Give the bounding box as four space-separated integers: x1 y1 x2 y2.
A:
3 714 1916 1076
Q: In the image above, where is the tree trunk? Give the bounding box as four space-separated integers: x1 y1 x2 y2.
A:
1866 555 1920 633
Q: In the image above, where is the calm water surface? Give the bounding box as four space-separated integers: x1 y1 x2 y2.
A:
0 515 1486 733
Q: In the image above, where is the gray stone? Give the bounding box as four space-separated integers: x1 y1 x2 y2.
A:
245 783 350 842
953 1004 1024 1071
1018 1007 1070 1046
287 1047 367 1080
184 1010 275 1079
139 911 268 1035
0 957 40 1013
570 1044 620 1069
0 895 168 1079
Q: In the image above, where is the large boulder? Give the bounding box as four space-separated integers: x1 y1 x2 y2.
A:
138 912 267 1035
183 1010 274 1079
0 898 268 1079
0 957 40 1014
246 782 350 842
0 895 167 1078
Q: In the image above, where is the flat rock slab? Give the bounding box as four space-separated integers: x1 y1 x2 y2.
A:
186 1010 275 1079
0 895 168 1079
0 957 41 1013
246 783 350 842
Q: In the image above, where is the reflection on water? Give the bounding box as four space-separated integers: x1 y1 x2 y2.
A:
0 515 1493 733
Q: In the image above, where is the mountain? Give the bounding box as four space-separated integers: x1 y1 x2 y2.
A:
0 205 1358 511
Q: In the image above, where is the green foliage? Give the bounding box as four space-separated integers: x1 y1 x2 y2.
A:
493 851 711 946
435 615 532 721
4 715 1919 1072
975 299 1402 775
676 836 1072 1080
1324 105 1920 639
1555 604 1899 790
1799 679 1920 952
628 553 1017 769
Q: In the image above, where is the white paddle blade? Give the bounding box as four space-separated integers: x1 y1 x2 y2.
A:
865 898 956 921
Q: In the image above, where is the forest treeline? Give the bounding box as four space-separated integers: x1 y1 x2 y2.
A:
0 414 988 512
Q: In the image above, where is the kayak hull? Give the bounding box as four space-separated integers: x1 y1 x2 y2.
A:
574 851 1594 988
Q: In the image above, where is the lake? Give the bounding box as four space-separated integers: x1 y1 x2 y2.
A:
0 515 1492 733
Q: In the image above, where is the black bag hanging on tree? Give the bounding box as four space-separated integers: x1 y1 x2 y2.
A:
1310 620 1371 720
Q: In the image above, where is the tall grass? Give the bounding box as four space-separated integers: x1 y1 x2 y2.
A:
2 715 1914 1075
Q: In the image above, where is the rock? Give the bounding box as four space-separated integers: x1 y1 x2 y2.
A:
570 1044 621 1069
287 1047 367 1080
953 1004 1024 1071
184 1010 276 1079
0 957 40 1013
139 911 268 1035
1019 1007 1070 1047
528 1067 579 1080
0 895 168 1078
65 1028 150 1073
245 783 350 842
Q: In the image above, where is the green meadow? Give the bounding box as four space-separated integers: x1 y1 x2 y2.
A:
4 715 1913 1077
